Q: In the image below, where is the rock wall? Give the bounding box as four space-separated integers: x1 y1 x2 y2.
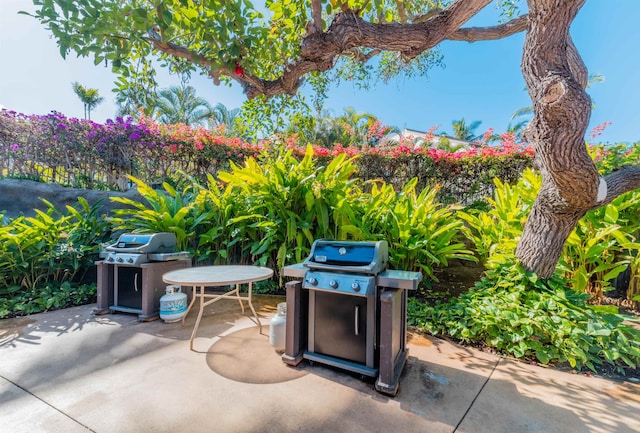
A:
0 179 142 220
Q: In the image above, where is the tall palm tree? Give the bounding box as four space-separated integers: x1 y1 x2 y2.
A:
451 118 482 141
209 103 241 129
71 82 104 120
335 107 378 147
153 85 213 126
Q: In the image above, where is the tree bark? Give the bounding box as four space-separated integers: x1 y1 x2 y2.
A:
516 0 597 277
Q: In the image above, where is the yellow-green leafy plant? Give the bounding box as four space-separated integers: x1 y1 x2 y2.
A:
217 145 359 272
109 175 210 252
347 178 476 279
458 168 539 267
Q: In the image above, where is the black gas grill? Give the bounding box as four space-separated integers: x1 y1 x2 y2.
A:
94 233 191 321
282 239 421 396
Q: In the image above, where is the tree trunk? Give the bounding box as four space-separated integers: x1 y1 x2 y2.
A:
515 0 598 278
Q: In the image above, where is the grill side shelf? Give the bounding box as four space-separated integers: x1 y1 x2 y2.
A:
282 263 307 279
376 270 422 290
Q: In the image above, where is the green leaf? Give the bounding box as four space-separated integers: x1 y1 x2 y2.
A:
604 205 619 224
602 264 628 282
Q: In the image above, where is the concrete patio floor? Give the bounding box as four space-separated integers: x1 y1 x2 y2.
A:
1 295 639 433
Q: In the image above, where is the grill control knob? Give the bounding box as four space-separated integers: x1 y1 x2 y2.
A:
116 257 123 263
308 277 318 286
127 257 134 263
329 280 338 289
351 282 360 292
106 257 113 263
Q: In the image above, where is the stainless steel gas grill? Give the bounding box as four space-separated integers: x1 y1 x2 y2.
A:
282 239 422 396
94 233 191 321
102 233 190 265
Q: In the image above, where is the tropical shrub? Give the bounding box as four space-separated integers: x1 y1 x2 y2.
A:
109 175 209 252
458 169 539 267
217 146 360 272
0 282 96 319
459 168 638 301
558 191 640 299
0 198 109 289
104 146 473 282
627 254 640 310
0 198 108 318
347 178 476 279
190 174 248 265
409 262 640 372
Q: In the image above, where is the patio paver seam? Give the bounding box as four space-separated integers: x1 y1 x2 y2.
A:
451 356 502 433
0 373 96 433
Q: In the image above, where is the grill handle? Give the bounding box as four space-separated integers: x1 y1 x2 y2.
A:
354 305 360 336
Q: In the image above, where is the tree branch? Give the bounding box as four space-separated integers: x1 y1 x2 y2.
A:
347 48 382 63
595 166 640 208
311 0 323 33
396 0 407 23
148 0 531 99
447 14 529 42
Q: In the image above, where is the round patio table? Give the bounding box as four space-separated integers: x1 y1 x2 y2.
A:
162 265 274 351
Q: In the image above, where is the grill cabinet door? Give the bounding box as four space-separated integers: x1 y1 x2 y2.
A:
312 291 367 364
115 266 143 309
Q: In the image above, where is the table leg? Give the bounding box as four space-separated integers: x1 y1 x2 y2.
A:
246 281 262 334
189 285 206 351
182 285 197 325
235 283 245 313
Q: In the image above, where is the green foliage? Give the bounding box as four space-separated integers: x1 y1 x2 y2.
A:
409 262 640 372
214 145 473 278
349 179 476 279
217 145 360 271
109 175 208 252
103 145 472 283
460 168 640 301
27 0 452 124
0 198 109 290
190 174 245 265
0 282 96 319
458 168 538 266
235 94 313 141
0 198 107 318
558 190 640 297
628 253 640 310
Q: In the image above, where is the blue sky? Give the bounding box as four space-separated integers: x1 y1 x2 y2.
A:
0 0 638 144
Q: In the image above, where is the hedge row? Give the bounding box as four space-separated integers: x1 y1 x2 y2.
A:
0 110 533 203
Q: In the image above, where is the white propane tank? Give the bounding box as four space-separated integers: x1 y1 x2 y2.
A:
269 302 287 351
159 285 188 323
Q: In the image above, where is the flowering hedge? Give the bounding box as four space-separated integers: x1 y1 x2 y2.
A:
0 110 262 190
0 109 536 203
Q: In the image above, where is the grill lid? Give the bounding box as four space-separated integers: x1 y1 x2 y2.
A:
303 240 388 275
105 232 177 254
